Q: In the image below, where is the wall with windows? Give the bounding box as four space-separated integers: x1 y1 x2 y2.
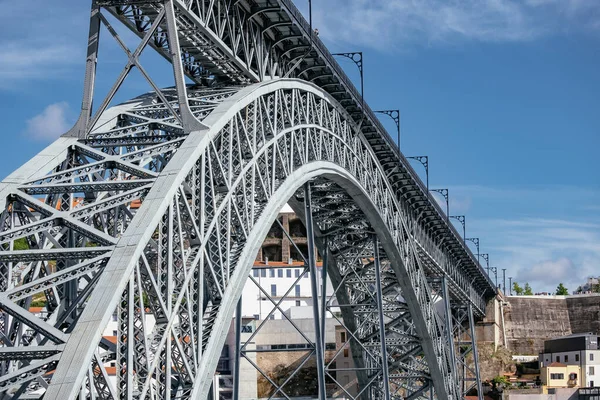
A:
541 364 581 388
540 349 600 387
242 264 334 320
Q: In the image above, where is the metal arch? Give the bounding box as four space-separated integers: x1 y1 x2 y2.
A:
0 1 496 398
93 0 494 300
1 79 461 400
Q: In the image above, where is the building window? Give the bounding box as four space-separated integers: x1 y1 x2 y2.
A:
295 269 300 278
286 269 292 278
260 269 266 277
576 354 580 362
253 269 259 277
565 355 569 362
591 366 595 376
271 284 277 296
550 373 565 380
556 356 560 363
340 332 346 343
295 285 301 297
113 330 118 336
254 314 259 320
343 348 349 357
295 300 301 306
592 353 595 361
269 314 275 320
112 313 118 321
278 269 283 278
269 269 275 277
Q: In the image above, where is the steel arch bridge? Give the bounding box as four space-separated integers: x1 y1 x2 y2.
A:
0 1 497 399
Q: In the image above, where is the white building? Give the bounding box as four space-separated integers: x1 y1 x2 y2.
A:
540 333 600 387
243 263 335 320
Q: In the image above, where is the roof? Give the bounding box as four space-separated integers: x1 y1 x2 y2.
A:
548 362 567 367
252 261 323 268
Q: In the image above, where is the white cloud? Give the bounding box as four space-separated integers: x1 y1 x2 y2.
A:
0 42 79 82
0 1 88 88
519 257 574 286
306 0 600 49
482 217 600 293
24 102 72 140
442 184 600 293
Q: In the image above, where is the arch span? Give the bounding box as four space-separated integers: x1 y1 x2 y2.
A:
0 79 456 399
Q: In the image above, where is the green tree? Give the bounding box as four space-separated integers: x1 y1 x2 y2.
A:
513 282 523 295
524 283 533 295
556 283 569 295
13 237 29 250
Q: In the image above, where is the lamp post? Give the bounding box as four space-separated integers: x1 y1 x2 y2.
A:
450 215 466 243
465 237 480 265
407 156 429 190
502 268 507 294
490 266 498 288
308 0 313 35
480 253 490 276
430 188 448 220
509 277 513 296
332 52 363 106
375 110 400 149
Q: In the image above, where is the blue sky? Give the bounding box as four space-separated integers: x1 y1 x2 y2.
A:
0 0 598 294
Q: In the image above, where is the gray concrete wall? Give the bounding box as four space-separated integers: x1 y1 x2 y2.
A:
507 387 578 400
503 295 600 355
567 296 600 335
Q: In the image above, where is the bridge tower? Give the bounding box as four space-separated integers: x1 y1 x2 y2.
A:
0 1 496 399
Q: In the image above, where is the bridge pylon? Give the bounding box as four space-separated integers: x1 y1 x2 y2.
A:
0 1 495 399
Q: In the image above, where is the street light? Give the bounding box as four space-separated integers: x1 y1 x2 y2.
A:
490 266 498 288
465 237 480 265
430 188 448 220
374 110 400 149
332 52 363 106
480 253 490 276
509 276 513 296
449 215 466 243
502 268 507 294
407 156 429 190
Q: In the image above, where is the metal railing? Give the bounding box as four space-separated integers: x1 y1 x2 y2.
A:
280 0 496 294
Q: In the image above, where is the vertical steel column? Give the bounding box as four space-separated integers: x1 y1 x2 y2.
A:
320 237 328 350
164 0 206 132
67 0 100 138
467 304 483 400
233 299 242 400
304 182 327 400
373 236 390 400
441 276 456 378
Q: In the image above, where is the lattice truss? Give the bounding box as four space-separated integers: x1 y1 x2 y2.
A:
0 86 237 398
0 1 495 399
0 80 463 399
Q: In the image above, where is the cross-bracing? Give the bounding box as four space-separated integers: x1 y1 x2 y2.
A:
0 1 497 399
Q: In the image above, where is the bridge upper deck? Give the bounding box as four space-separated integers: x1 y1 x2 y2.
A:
102 0 497 313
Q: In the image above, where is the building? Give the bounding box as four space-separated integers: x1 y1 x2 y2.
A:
243 209 336 321
539 333 600 387
540 362 580 388
575 278 600 294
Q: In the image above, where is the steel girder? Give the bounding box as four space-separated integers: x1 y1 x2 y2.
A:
94 0 495 315
0 1 495 398
1 80 462 399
